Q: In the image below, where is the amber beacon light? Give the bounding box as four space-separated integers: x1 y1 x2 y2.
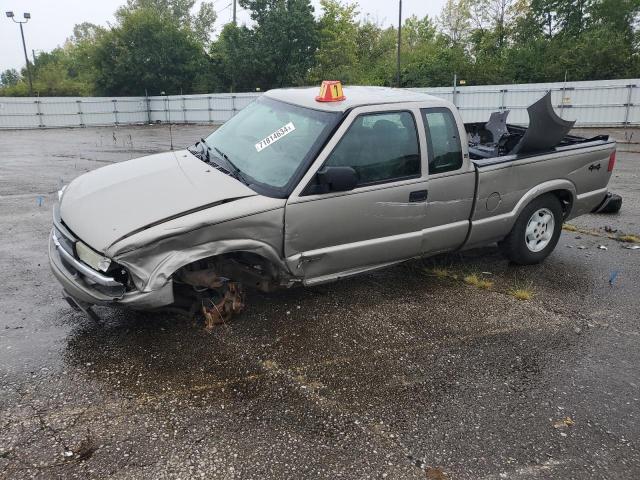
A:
316 80 346 102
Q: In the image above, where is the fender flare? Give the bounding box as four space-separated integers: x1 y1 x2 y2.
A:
467 179 576 247
509 179 576 221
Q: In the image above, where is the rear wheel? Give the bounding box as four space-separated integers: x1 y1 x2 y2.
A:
499 194 563 265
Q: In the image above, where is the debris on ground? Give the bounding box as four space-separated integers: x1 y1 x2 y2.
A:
609 271 620 286
624 245 640 250
425 466 448 480
598 245 608 250
201 282 245 329
553 416 575 429
619 234 640 243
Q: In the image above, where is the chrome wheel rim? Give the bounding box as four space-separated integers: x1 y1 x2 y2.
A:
525 208 555 252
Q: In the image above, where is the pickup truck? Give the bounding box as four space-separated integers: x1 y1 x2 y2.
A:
49 83 617 323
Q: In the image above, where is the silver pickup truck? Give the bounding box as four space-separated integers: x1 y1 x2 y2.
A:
49 84 616 322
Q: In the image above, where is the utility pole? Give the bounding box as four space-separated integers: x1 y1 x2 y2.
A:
5 11 34 96
233 0 237 25
396 0 402 88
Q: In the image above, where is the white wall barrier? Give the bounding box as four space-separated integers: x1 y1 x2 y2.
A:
1 79 638 129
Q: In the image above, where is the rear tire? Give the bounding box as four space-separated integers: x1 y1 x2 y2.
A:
499 194 563 265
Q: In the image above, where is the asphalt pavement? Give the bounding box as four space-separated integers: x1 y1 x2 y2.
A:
0 125 639 479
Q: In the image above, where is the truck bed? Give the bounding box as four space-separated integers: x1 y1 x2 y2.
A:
464 91 612 165
467 124 612 167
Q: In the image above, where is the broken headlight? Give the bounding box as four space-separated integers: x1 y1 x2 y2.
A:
75 241 112 273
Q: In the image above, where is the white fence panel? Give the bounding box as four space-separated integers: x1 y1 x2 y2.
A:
1 79 638 129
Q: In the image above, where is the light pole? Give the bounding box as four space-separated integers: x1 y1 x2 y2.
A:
5 11 34 96
396 0 402 88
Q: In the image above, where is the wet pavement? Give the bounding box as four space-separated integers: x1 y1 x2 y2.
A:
1 125 639 479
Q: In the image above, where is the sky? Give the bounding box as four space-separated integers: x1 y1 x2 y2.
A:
0 0 446 73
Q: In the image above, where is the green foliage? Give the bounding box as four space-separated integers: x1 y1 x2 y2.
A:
209 23 261 92
117 0 217 44
0 69 20 87
1 0 639 97
238 0 318 89
310 0 360 83
92 8 208 95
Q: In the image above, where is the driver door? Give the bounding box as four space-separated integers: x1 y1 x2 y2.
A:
284 104 429 284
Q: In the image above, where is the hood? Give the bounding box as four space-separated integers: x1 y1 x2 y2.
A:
59 150 257 251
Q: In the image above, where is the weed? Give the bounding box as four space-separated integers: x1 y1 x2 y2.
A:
619 234 640 243
510 288 533 300
431 268 450 278
463 274 493 290
463 274 480 286
562 224 578 232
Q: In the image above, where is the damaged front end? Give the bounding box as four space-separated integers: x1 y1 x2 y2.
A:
49 210 177 315
174 251 286 328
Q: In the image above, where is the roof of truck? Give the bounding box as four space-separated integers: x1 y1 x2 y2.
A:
264 86 450 112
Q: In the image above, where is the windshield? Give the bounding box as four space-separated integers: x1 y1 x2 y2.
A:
204 96 340 194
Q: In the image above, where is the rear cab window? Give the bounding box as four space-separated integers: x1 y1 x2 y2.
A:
421 108 463 175
324 111 421 186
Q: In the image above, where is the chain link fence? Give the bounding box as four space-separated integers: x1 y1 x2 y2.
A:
1 79 639 129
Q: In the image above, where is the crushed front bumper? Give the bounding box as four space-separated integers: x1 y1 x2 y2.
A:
48 229 174 309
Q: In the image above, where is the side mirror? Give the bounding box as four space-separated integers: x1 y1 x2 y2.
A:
316 166 358 192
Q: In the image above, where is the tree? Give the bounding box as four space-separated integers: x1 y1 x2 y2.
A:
117 0 217 44
0 69 20 87
239 0 318 88
92 8 209 95
209 23 261 92
3 0 640 96
311 0 360 83
469 0 529 48
438 0 472 44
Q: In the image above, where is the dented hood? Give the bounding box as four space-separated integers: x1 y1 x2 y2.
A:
59 150 257 252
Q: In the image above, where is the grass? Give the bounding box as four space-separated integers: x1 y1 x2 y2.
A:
619 234 640 243
509 288 534 301
431 267 451 278
463 274 480 286
463 274 494 290
564 223 640 244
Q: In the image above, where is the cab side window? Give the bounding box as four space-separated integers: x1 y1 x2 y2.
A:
421 108 463 174
324 111 420 186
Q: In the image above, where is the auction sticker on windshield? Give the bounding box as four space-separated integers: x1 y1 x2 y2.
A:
255 122 296 152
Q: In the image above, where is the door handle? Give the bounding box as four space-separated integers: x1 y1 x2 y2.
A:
409 190 428 203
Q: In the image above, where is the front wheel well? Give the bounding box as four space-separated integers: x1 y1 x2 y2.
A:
173 251 288 293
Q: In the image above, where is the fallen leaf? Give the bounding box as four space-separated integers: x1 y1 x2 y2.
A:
425 467 448 480
553 416 575 429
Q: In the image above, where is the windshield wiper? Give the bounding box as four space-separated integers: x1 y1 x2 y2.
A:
212 146 250 185
188 138 211 162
